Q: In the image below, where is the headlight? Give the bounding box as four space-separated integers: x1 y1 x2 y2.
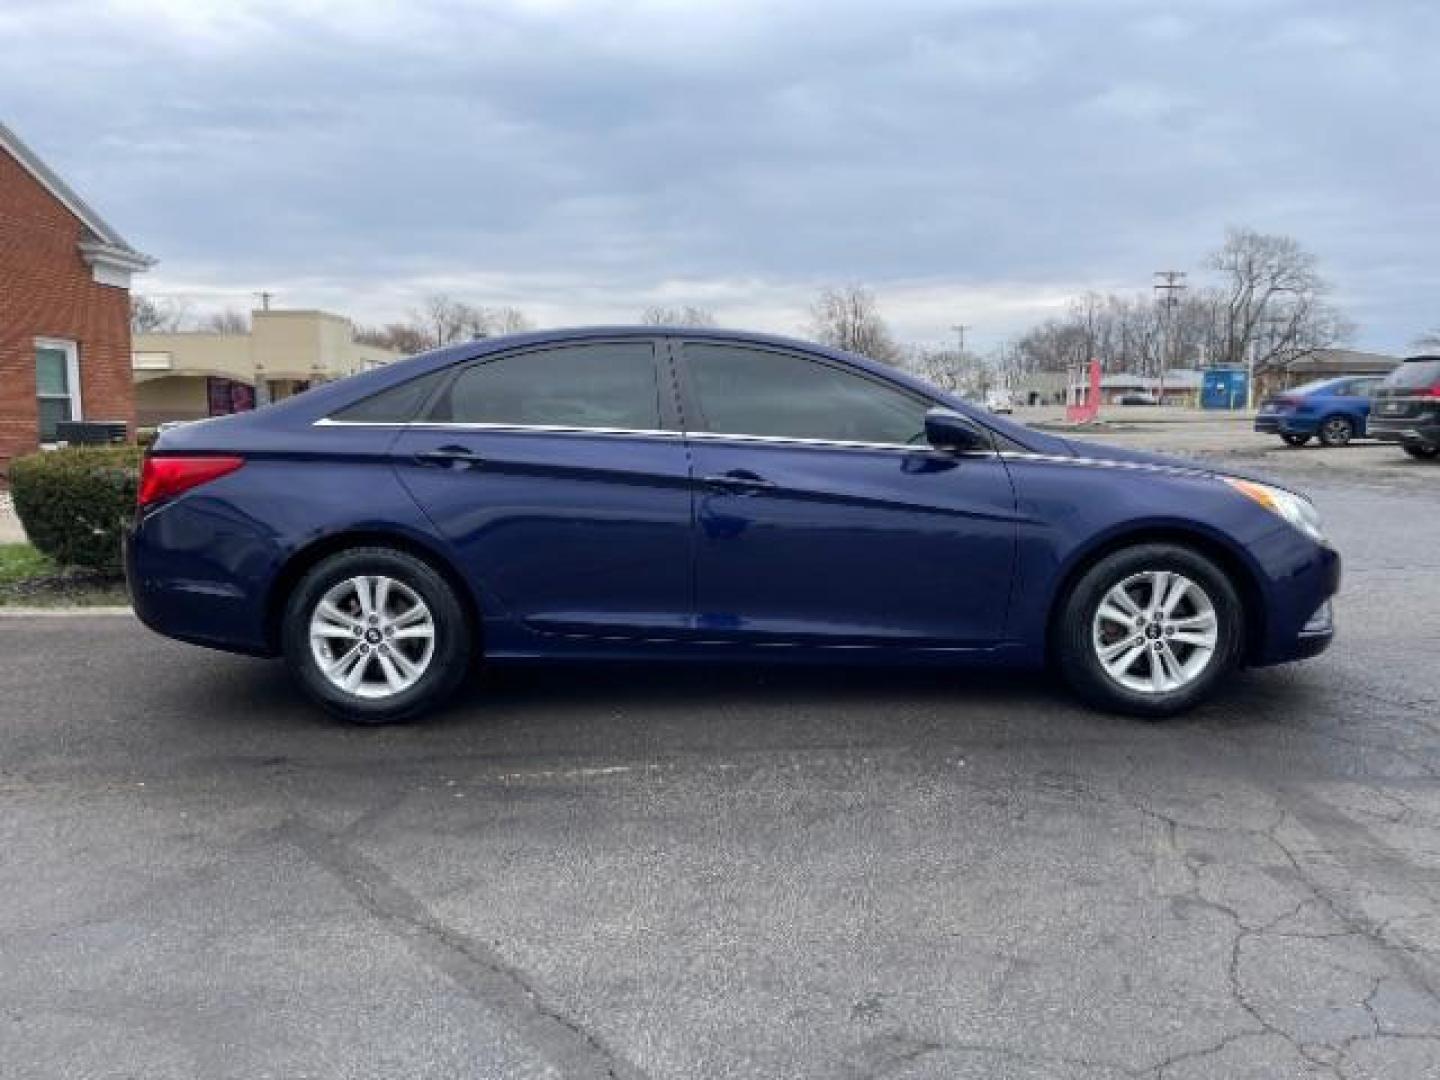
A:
1223 477 1325 544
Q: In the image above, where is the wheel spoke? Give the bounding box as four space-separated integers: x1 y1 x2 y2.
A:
1156 643 1185 687
391 602 429 629
342 652 371 691
1099 635 1143 663
354 576 375 618
1108 586 1142 618
1147 571 1171 616
1096 602 1136 630
392 623 434 642
1171 630 1215 649
376 653 405 692
373 576 391 618
1105 643 1148 678
316 601 361 632
388 648 422 681
324 642 363 677
1159 575 1191 618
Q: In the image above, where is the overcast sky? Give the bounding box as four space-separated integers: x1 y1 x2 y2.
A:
5 0 1437 352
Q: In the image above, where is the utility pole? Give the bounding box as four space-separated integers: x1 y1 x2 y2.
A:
950 324 970 393
255 291 274 311
1153 271 1187 403
950 323 970 356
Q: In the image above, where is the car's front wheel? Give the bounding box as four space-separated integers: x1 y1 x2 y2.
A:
282 546 472 724
1055 543 1245 718
1403 442 1439 460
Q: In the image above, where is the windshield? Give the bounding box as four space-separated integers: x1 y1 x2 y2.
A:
1384 359 1440 389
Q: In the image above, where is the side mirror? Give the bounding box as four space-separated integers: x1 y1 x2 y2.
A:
924 407 990 453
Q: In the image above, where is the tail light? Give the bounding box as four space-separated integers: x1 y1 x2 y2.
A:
138 455 245 509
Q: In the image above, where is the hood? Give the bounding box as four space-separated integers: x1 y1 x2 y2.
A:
1056 436 1301 494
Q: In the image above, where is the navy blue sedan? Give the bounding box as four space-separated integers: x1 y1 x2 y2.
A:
126 328 1339 723
1254 376 1382 447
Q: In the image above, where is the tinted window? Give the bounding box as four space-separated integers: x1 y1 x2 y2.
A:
1385 359 1440 389
331 369 449 423
683 344 929 445
428 343 661 429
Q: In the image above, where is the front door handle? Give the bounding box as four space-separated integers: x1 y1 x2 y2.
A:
414 445 486 469
702 470 775 495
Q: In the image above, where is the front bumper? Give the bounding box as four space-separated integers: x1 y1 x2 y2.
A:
1369 416 1440 446
1251 542 1340 666
1254 413 1315 436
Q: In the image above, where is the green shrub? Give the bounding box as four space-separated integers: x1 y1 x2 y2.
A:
9 446 144 572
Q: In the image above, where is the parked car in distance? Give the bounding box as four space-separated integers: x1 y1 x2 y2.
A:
1368 355 1440 460
984 388 1014 414
1117 392 1159 406
126 327 1339 724
1254 376 1383 447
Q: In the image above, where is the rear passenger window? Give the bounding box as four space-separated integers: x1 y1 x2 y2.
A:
426 343 662 430
330 369 449 423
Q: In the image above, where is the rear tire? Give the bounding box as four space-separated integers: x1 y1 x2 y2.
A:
1403 443 1439 460
1318 415 1354 447
1055 544 1245 719
1281 434 1311 447
282 546 472 724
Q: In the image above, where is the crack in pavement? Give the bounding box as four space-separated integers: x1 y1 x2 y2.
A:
278 816 647 1080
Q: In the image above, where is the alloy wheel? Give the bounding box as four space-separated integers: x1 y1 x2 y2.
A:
308 575 437 699
1091 570 1219 695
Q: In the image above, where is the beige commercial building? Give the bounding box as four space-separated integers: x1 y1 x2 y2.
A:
133 309 401 427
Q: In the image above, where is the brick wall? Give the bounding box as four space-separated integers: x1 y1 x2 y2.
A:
0 148 135 471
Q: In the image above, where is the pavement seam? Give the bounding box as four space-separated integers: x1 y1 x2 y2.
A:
278 816 646 1080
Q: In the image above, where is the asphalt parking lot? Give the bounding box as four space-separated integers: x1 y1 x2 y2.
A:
2 442 1438 1078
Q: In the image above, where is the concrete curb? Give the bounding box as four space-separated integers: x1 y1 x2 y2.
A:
0 606 134 617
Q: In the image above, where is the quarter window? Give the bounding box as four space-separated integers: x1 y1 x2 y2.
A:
426 343 662 430
331 369 450 423
682 343 929 445
35 338 80 441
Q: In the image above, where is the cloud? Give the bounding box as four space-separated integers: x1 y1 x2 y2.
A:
3 0 1437 350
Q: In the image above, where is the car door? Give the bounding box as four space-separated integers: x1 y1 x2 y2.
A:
391 338 693 638
675 339 1019 647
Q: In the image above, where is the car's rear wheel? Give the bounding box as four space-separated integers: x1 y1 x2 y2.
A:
282 546 471 724
1055 543 1244 718
1403 443 1439 460
1281 433 1311 447
1318 415 1354 447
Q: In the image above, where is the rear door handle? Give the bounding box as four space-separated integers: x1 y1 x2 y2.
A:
702 470 775 495
414 445 486 469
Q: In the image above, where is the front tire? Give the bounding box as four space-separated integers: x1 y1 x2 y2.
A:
1055 544 1245 718
282 546 472 724
1281 433 1311 447
1318 415 1354 447
1403 443 1439 460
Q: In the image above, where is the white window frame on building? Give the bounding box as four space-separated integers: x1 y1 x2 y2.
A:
35 336 82 442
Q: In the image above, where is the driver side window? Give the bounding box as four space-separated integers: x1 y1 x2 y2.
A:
682 343 929 446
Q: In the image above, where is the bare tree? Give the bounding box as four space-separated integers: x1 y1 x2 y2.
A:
355 323 432 355
130 294 190 333
807 285 899 362
198 307 251 335
1207 227 1351 373
493 306 535 334
640 305 717 327
413 293 471 347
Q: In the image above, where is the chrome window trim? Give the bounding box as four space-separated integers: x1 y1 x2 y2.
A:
313 417 1005 455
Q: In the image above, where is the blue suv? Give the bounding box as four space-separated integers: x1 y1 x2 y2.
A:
1255 376 1382 447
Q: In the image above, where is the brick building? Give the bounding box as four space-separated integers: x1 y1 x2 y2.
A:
1 121 152 469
